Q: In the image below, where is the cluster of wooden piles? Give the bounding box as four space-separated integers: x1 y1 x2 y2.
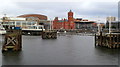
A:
2 29 22 52
95 32 120 48
42 31 57 39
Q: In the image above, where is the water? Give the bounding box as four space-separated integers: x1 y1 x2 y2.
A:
0 35 3 66
0 35 119 65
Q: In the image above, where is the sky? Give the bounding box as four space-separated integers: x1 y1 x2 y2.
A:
0 0 119 23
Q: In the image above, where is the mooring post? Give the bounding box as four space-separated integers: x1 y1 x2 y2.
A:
117 34 119 48
2 29 22 52
109 33 112 48
42 31 57 39
95 33 96 47
100 31 102 46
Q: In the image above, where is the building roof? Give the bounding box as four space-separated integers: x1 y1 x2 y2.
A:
74 21 95 24
18 14 47 20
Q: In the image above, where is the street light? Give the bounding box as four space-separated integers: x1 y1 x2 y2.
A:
97 16 101 34
49 19 53 31
109 16 111 34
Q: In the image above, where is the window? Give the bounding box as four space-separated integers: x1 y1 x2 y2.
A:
27 22 31 25
16 21 21 25
38 26 43 29
28 26 37 29
26 17 39 21
31 22 36 25
22 21 26 25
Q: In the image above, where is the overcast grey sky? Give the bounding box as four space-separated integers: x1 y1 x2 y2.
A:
0 0 119 23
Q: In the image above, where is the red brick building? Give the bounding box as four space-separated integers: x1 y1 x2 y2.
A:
53 10 75 29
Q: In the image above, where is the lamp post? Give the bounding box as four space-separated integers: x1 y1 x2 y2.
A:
50 20 51 30
49 19 53 31
51 20 53 30
109 16 111 34
97 16 100 34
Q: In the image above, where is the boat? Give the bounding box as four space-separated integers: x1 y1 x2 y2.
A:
22 25 45 35
1 18 47 35
0 25 6 35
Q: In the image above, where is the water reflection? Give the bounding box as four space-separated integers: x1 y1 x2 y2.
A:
2 51 23 65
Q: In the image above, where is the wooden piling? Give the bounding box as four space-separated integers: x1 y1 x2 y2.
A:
94 34 96 47
117 34 119 48
2 29 22 52
42 31 57 39
100 32 102 46
95 32 120 49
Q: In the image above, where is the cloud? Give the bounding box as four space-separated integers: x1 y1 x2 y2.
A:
11 0 120 2
0 1 118 23
15 2 118 17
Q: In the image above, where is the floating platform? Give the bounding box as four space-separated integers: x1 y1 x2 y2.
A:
42 31 57 39
95 32 120 48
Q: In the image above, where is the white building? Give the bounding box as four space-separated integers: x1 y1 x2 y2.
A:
106 16 116 22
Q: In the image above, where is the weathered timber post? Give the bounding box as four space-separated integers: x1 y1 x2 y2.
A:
112 35 115 48
95 32 120 49
42 31 57 39
100 32 102 46
95 34 96 47
2 29 22 52
117 34 120 48
109 34 112 48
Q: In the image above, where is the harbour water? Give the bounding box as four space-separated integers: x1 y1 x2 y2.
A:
0 34 119 65
0 35 2 66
